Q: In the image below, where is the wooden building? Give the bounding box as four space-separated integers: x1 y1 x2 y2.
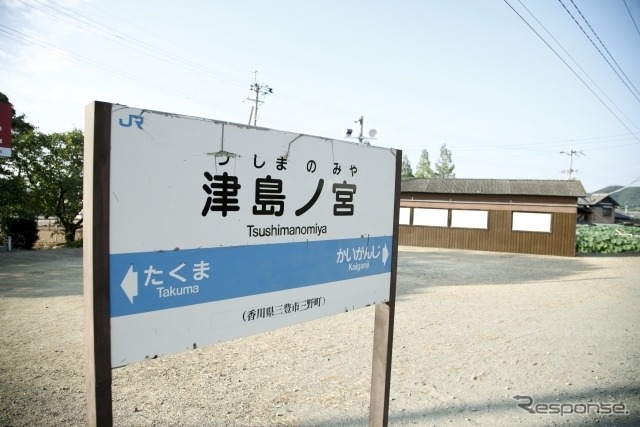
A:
400 178 587 257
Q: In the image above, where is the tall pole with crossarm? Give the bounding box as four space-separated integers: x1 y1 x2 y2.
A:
560 143 583 180
248 72 273 126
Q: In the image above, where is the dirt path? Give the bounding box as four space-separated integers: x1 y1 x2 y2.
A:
0 247 638 426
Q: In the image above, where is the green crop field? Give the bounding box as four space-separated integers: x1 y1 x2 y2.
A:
576 224 640 254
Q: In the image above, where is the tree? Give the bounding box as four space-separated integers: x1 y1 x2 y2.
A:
23 130 84 243
434 143 455 178
401 154 414 177
0 91 84 245
414 149 434 178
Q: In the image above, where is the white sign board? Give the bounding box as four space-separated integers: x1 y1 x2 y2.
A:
107 106 399 367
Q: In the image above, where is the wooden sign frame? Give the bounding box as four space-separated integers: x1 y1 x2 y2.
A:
83 101 400 426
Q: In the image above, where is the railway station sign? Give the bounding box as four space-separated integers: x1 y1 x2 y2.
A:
85 102 400 368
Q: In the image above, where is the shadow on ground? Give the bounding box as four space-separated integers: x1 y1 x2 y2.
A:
395 247 613 299
0 248 83 298
300 384 640 427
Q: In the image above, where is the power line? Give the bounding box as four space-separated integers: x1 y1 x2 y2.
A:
10 0 615 153
502 0 640 145
6 0 640 161
516 0 640 132
585 141 638 152
605 176 640 195
558 0 640 104
13 0 347 134
568 0 640 99
624 0 640 39
15 0 249 90
77 0 252 78
0 25 230 110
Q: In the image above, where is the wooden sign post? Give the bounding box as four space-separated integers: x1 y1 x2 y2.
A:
83 101 400 426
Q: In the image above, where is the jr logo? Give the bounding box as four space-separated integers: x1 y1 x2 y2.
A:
119 114 144 129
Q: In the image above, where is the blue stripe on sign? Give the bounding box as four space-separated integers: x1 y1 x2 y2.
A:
110 236 393 317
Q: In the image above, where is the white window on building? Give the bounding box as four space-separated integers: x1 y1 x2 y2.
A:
399 207 411 225
450 210 488 229
512 212 552 233
413 208 449 227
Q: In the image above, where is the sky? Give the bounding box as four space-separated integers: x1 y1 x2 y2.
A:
1 0 639 193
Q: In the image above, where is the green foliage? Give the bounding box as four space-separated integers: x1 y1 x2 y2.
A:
434 143 455 178
1 217 39 250
401 155 414 177
0 174 33 219
576 225 640 254
414 145 456 178
0 92 83 245
24 130 84 242
415 149 434 178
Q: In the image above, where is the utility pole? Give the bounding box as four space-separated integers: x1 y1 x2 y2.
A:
560 143 583 180
247 71 273 126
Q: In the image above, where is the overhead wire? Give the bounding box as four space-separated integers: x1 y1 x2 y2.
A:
569 0 640 99
502 0 640 145
624 0 640 38
558 0 640 104
19 0 631 155
5 0 639 167
77 0 252 78
33 0 544 147
16 0 249 89
605 176 640 194
41 0 357 127
0 25 231 110
14 0 370 135
516 0 640 132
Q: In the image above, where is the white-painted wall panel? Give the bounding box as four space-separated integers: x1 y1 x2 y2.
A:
451 210 488 229
512 212 552 232
413 208 448 227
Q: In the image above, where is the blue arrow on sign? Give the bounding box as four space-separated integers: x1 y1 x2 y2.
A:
120 266 138 303
110 236 393 318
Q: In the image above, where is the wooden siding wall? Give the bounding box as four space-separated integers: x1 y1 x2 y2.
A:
399 210 577 257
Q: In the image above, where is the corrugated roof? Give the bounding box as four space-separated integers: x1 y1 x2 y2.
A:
401 178 587 197
578 193 620 206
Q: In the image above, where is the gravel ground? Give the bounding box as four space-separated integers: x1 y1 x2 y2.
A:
0 246 638 426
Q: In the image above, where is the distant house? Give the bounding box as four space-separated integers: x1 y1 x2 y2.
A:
400 178 586 257
577 193 620 225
